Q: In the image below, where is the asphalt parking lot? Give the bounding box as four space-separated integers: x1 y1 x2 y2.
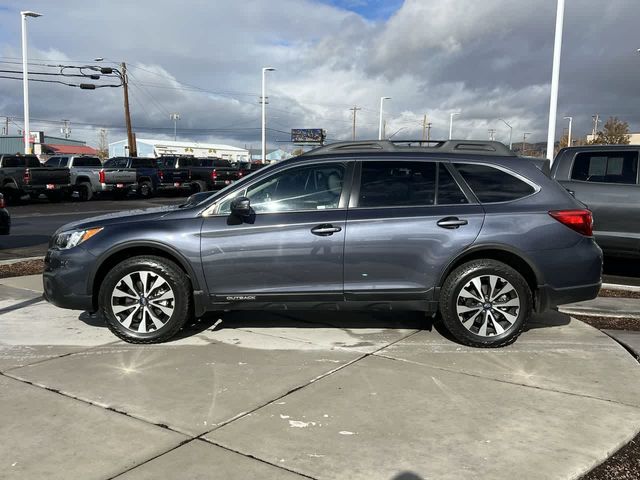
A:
1 276 639 480
0 195 187 261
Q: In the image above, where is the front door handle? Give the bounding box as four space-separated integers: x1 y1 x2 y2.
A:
437 217 468 229
311 224 342 236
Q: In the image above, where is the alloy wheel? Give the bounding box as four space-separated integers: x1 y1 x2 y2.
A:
110 270 175 333
455 274 520 337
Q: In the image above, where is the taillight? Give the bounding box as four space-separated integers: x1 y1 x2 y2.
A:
211 169 217 180
188 169 192 181
0 196 5 209
158 171 164 182
99 169 105 183
23 168 30 185
549 209 593 237
238 171 243 177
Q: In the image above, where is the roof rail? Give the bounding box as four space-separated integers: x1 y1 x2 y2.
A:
301 139 517 157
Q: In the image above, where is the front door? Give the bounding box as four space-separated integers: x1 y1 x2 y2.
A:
344 160 484 299
200 161 352 300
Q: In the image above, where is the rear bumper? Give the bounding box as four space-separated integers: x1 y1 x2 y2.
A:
157 182 191 191
24 183 71 193
99 183 136 193
536 282 601 311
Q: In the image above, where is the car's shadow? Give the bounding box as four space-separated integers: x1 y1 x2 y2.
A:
77 308 571 344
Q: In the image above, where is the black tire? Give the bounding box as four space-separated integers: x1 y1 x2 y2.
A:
191 180 207 193
75 181 93 201
138 181 154 199
99 255 192 343
3 184 22 204
439 259 532 348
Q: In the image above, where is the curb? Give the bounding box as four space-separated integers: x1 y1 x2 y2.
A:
0 256 44 266
558 307 640 320
602 282 640 293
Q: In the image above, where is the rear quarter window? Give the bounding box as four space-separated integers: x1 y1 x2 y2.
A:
454 163 535 203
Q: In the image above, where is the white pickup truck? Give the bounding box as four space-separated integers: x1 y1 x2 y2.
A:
45 155 137 200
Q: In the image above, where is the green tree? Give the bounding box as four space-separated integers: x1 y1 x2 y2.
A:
590 117 630 145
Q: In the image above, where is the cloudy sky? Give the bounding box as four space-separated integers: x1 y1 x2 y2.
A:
0 0 639 150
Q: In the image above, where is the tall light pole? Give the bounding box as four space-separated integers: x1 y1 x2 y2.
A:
170 113 180 141
449 112 460 140
522 132 531 155
564 116 572 147
21 10 42 154
378 96 390 140
261 67 275 162
499 118 513 149
546 0 565 162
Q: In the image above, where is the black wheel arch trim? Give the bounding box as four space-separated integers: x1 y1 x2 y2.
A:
436 243 545 291
89 240 203 295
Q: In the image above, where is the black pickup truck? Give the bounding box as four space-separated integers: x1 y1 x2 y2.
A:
0 154 71 202
191 157 239 192
154 156 192 193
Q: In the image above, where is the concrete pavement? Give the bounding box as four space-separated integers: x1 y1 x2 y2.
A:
1 275 640 479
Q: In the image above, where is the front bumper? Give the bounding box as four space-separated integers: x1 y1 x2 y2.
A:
43 247 96 312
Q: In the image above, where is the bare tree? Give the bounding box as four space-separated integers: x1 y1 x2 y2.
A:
97 128 109 159
590 117 631 145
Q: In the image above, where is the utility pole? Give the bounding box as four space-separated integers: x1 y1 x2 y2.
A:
350 106 361 140
592 114 600 140
426 122 432 141
2 117 8 136
383 120 387 140
488 129 496 141
121 62 137 157
61 119 71 139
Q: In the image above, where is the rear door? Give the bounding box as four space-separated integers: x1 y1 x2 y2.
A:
561 150 640 255
343 159 484 300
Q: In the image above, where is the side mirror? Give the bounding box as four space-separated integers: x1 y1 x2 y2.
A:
230 196 251 217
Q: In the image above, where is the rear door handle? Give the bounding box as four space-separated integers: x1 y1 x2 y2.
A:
311 224 342 236
437 217 468 229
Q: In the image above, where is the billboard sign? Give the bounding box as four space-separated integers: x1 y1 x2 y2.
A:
291 128 325 144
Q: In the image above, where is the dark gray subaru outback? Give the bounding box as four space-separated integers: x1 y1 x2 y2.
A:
44 140 602 347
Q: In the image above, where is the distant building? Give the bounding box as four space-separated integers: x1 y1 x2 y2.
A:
0 134 96 159
109 138 249 162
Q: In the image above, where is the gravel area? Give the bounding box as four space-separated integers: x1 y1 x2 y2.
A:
573 314 640 331
0 259 44 279
599 288 640 299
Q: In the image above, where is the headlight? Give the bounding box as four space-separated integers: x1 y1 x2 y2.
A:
53 227 103 250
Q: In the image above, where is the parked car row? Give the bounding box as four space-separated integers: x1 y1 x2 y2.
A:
0 154 265 204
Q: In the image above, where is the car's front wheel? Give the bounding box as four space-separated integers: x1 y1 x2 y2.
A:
99 256 192 343
439 259 531 348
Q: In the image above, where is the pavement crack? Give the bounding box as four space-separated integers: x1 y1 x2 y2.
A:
201 438 317 479
374 352 640 410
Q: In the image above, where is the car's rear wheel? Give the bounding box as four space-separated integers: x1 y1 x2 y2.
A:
99 256 192 343
439 259 531 348
75 181 93 201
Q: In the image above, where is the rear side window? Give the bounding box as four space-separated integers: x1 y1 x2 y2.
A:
359 161 436 207
454 163 535 203
73 157 101 167
571 151 638 185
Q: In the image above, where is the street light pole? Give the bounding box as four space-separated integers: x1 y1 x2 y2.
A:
564 116 572 147
499 118 513 149
449 112 460 140
378 97 390 140
170 113 180 141
261 67 275 163
546 0 565 162
21 10 42 154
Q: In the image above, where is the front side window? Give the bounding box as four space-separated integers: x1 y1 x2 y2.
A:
359 161 436 207
571 151 639 185
454 163 535 203
219 163 345 214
